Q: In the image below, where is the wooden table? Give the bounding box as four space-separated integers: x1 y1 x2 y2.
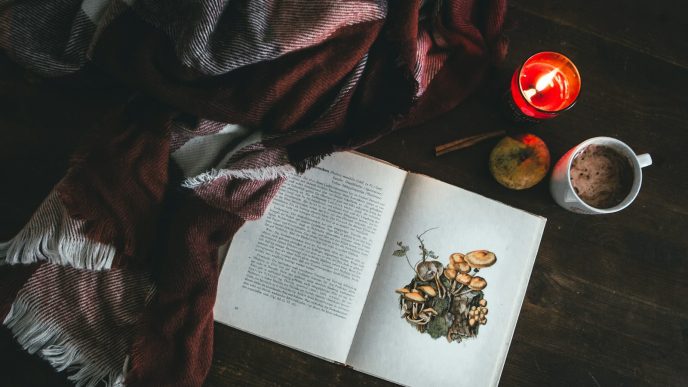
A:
1 1 687 386
208 2 688 385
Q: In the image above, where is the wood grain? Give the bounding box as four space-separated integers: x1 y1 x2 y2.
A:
357 3 688 386
512 0 688 70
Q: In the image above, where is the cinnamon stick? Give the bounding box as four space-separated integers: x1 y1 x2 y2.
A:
435 130 506 156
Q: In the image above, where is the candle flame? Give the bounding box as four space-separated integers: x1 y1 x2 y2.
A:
535 68 559 92
523 67 560 101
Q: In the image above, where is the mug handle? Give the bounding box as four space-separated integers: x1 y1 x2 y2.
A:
637 153 652 168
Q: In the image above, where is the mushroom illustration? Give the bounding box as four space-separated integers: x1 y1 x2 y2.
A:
406 307 438 326
457 262 471 274
443 268 457 281
456 273 473 286
450 253 465 264
432 274 447 299
468 276 487 291
464 250 497 269
469 304 489 324
400 291 428 323
403 291 426 303
401 302 409 317
396 241 497 343
418 285 437 298
416 261 443 282
447 272 469 294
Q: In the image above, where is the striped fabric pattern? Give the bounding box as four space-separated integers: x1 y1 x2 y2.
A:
133 0 388 75
291 54 370 138
171 124 256 179
0 190 116 271
414 0 449 97
1 1 95 76
3 263 155 387
169 118 230 153
0 0 508 384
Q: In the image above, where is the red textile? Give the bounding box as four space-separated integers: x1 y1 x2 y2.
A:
0 1 508 385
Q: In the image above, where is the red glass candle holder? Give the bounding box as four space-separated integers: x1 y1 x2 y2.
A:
506 52 581 122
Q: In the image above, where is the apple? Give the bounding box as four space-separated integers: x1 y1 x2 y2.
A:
489 133 550 190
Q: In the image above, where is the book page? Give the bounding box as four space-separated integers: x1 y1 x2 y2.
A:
214 152 407 363
347 173 546 386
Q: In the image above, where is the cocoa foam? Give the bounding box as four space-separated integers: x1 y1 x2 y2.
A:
570 144 633 208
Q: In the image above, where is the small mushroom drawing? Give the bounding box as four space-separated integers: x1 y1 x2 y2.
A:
418 285 437 298
457 262 471 274
456 273 473 286
450 253 465 264
464 250 497 269
394 239 497 344
416 260 444 282
468 276 487 291
468 303 489 327
406 307 439 326
403 291 426 303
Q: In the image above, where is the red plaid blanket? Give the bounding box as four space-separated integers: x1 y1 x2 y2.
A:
0 1 507 385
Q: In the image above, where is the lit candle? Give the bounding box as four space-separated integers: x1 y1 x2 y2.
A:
507 52 581 121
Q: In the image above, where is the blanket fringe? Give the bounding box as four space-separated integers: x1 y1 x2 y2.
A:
0 235 115 271
181 164 296 189
292 153 330 174
0 191 116 270
3 298 126 387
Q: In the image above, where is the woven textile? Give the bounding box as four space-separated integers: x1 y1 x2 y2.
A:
0 0 507 385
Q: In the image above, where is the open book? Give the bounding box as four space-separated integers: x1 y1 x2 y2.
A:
214 151 546 386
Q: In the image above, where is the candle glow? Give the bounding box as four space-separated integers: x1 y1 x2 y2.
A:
523 67 559 100
508 52 581 121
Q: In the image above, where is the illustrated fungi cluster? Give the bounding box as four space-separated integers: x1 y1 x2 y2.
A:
394 230 496 343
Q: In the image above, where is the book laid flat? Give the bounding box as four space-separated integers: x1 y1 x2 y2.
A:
214 151 547 386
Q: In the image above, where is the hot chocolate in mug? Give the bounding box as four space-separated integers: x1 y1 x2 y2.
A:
550 137 652 214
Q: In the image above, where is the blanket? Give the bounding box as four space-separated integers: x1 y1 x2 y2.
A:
0 0 507 385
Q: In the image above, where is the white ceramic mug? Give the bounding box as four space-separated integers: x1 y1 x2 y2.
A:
550 137 652 214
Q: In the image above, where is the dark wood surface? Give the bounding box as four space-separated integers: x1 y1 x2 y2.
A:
208 2 688 386
1 1 687 386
